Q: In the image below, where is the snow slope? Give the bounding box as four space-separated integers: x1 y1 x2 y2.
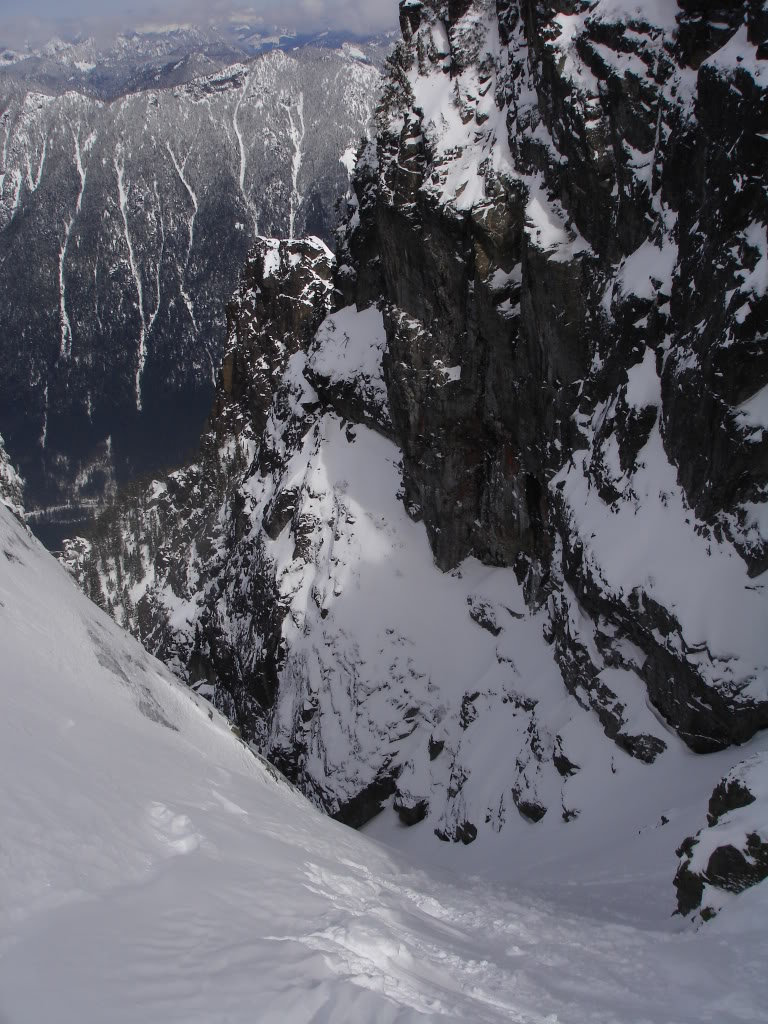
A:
2 448 768 1021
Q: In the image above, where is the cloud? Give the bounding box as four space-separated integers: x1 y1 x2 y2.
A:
0 0 399 47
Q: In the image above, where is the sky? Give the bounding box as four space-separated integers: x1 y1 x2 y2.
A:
0 1 399 46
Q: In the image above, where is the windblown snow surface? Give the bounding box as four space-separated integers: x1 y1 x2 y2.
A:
1 503 767 1022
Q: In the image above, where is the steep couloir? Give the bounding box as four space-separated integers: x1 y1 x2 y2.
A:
63 1 768 900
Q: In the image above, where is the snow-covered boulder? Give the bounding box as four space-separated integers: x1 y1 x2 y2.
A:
675 754 768 921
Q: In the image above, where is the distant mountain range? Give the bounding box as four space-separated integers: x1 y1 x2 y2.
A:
0 23 395 100
0 26 385 539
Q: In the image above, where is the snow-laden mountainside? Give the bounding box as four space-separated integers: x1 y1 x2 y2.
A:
63 0 768 917
63 250 768 922
0 432 24 519
0 43 381 525
3 493 768 1020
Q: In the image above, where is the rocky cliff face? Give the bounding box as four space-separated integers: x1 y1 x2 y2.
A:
0 45 380 521
342 0 768 754
65 0 768 859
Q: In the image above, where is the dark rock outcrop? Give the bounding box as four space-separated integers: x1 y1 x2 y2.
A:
675 755 768 920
